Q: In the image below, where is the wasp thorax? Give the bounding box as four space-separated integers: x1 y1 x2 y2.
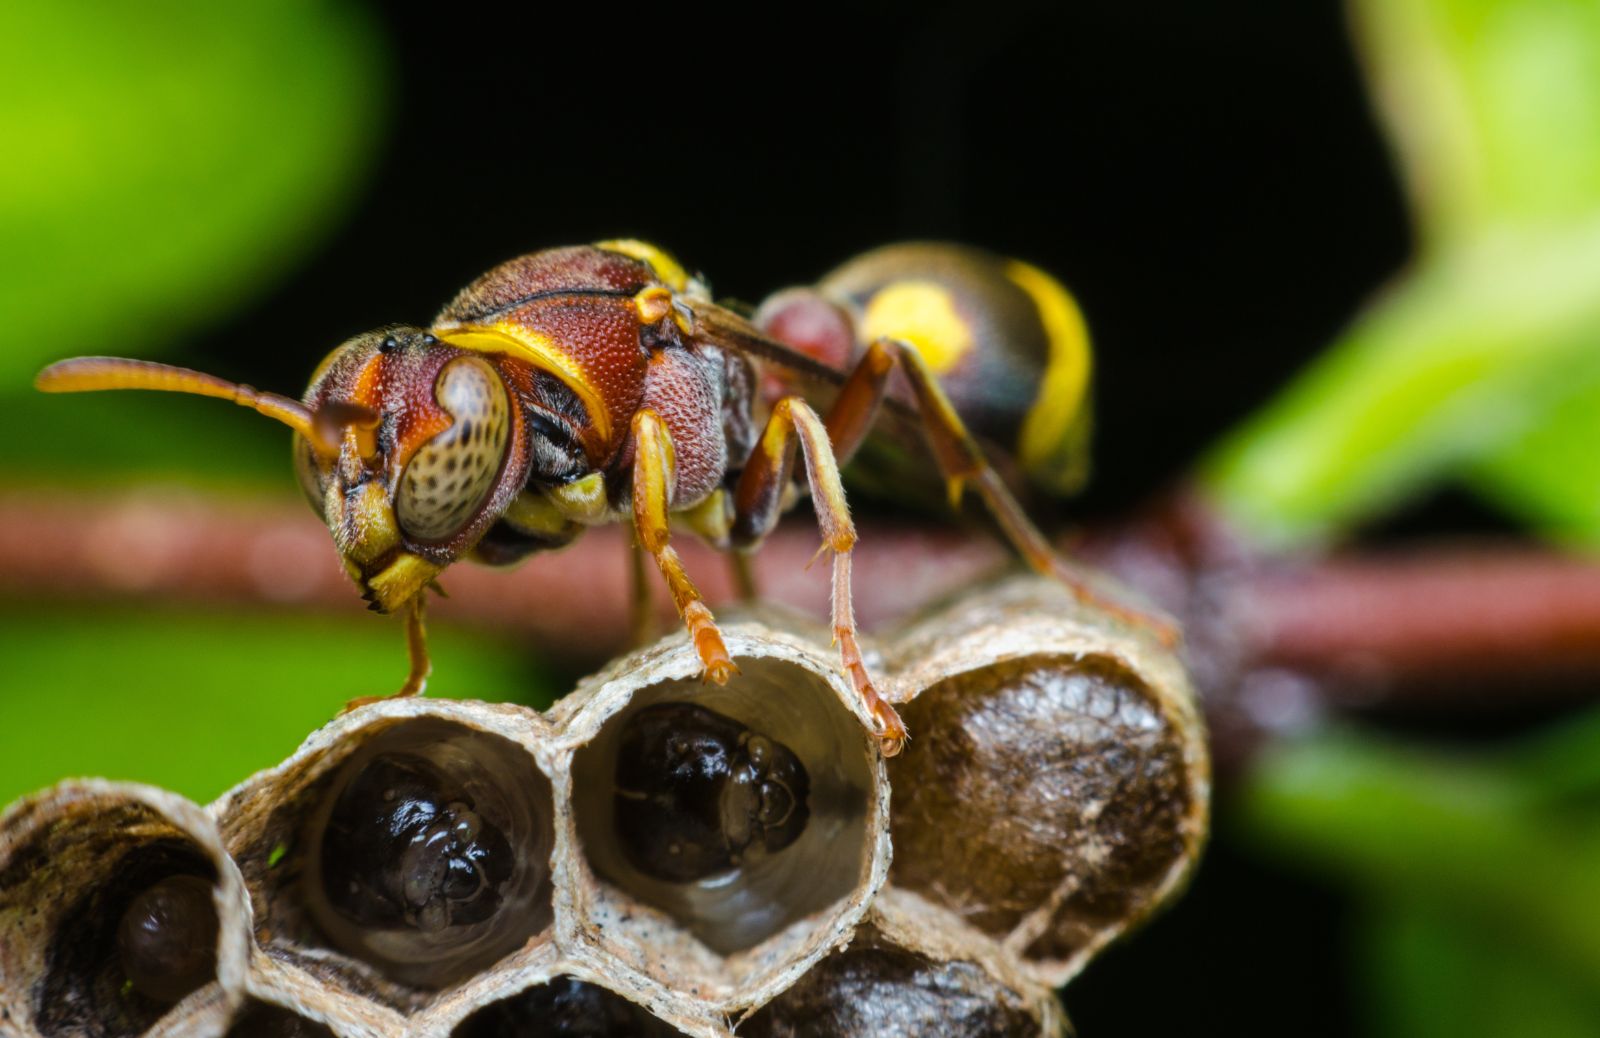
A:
302 720 555 988
395 355 512 543
613 703 810 884
116 873 219 1004
453 975 684 1038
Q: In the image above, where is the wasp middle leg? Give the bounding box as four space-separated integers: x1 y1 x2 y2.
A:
829 337 1179 646
730 395 908 756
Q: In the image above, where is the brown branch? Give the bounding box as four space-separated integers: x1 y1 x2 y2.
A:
1247 549 1600 686
6 486 1600 712
0 488 1004 664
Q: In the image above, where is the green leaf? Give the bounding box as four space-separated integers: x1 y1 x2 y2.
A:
1355 0 1600 247
1470 371 1600 547
1202 224 1600 549
1202 0 1600 548
0 608 562 808
0 2 384 380
0 389 287 490
1240 723 1600 987
1363 899 1600 1038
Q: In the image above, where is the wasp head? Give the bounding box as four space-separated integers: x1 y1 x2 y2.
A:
295 326 530 613
35 326 536 616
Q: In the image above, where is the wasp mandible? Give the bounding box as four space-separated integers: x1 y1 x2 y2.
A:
35 240 1169 756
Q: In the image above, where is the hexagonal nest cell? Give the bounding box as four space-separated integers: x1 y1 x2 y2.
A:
0 782 249 1038
211 699 558 1015
450 974 687 1038
555 625 891 1011
2 575 1208 1038
223 1000 338 1038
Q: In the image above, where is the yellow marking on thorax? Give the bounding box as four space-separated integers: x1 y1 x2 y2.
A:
595 239 694 292
859 281 973 374
435 324 613 444
1007 260 1093 494
503 473 615 538
502 492 570 537
675 488 733 544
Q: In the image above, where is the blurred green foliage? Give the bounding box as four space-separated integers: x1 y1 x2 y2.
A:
1243 714 1600 1035
1365 901 1600 1038
0 3 383 381
1204 0 1600 1032
0 608 559 808
0 4 563 810
1204 0 1600 551
0 2 384 495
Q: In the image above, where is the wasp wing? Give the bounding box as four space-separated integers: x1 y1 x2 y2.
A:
690 298 1040 513
687 300 922 431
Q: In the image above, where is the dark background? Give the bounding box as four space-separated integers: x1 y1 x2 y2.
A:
198 3 1409 1031
201 1 1409 519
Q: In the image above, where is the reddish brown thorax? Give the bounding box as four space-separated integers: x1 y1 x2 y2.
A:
432 246 665 466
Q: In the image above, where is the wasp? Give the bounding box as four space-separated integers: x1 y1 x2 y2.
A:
36 240 1167 756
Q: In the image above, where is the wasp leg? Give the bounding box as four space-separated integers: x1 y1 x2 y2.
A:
627 538 661 647
727 549 759 602
731 395 907 756
830 337 1179 646
344 597 431 711
631 409 738 682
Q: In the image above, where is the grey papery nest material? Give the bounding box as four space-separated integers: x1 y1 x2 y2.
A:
0 576 1207 1037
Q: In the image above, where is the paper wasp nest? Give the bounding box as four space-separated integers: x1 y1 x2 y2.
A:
0 576 1207 1037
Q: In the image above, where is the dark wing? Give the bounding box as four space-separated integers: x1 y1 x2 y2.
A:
686 299 922 430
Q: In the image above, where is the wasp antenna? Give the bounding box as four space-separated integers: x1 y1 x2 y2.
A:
35 356 336 451
311 400 381 459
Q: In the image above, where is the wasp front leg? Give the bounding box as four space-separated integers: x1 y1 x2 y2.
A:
731 396 908 756
343 596 432 711
829 337 1179 646
631 409 739 682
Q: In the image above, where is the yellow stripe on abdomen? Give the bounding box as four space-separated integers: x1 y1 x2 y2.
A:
859 281 974 375
1007 259 1093 495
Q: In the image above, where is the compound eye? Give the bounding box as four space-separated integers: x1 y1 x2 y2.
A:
396 356 511 543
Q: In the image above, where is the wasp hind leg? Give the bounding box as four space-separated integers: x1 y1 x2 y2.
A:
343 597 432 711
727 549 759 601
827 337 1179 647
730 395 907 756
630 409 738 683
626 539 663 648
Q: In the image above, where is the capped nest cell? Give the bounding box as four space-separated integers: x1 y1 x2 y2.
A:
886 576 1210 985
0 781 250 1038
1 575 1208 1037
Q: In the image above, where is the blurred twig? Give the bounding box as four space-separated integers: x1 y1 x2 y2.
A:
6 487 1600 741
